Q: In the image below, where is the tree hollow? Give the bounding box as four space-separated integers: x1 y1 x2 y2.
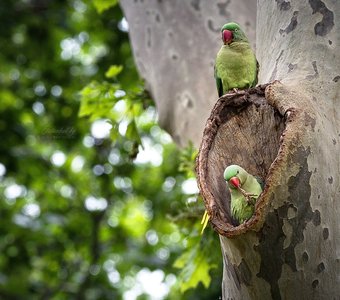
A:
196 84 285 237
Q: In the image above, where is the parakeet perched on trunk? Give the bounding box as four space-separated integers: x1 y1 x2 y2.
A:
224 165 263 224
215 22 258 97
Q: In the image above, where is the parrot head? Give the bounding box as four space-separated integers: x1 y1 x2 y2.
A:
224 164 248 189
221 22 248 45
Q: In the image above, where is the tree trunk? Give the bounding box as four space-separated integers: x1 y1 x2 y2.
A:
121 0 340 299
120 0 256 146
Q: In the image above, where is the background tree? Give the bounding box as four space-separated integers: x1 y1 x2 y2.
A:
0 0 222 299
121 0 340 299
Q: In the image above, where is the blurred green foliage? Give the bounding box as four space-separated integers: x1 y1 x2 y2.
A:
0 0 222 299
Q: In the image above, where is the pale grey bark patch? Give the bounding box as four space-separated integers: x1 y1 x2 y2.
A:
308 0 334 36
279 11 298 35
269 50 284 81
275 0 291 11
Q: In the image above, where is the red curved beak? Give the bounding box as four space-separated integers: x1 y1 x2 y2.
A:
229 177 240 188
222 29 233 44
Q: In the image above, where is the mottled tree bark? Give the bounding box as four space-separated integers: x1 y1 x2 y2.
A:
121 0 340 299
197 81 339 299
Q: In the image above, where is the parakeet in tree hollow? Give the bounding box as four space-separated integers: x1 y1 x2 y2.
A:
214 22 258 97
224 165 263 224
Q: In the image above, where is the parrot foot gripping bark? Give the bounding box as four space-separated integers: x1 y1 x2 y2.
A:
237 188 258 205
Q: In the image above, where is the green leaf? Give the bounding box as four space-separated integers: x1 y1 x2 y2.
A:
93 0 118 14
78 81 118 119
126 119 142 146
179 141 198 177
119 197 149 238
180 252 214 292
174 236 217 293
105 65 123 79
110 123 120 142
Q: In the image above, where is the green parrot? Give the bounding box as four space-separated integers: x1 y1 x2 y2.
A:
224 165 263 224
214 22 258 97
200 164 263 233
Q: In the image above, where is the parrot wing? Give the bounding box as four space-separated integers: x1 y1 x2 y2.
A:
214 64 223 97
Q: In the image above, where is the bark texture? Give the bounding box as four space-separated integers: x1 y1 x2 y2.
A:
121 0 340 299
197 0 340 298
120 0 256 146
